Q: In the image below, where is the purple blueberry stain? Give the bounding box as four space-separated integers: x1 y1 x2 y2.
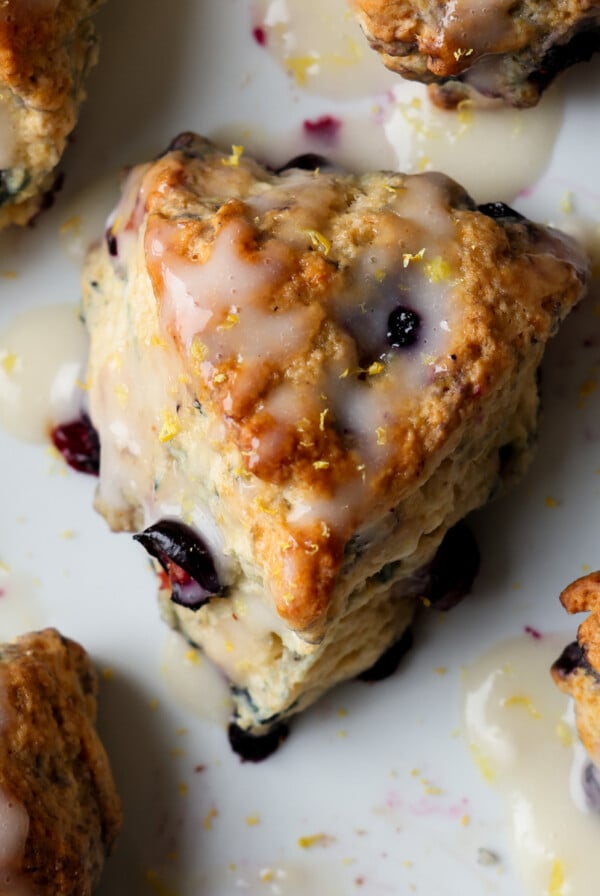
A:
583 762 600 813
133 520 225 610
50 415 100 475
524 625 542 640
303 115 342 144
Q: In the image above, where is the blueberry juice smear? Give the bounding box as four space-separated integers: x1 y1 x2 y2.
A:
134 519 225 610
50 415 100 475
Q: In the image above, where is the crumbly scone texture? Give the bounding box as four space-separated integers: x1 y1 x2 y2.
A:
553 572 600 766
0 628 121 895
0 0 104 229
83 134 588 733
353 0 600 107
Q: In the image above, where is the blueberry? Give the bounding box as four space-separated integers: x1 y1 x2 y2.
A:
583 762 600 813
357 628 413 682
552 641 585 679
228 721 289 762
477 202 524 223
426 521 480 611
276 153 330 173
105 229 118 257
50 415 100 475
386 305 421 349
134 520 225 610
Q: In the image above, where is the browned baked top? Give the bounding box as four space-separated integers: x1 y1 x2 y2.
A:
0 628 121 896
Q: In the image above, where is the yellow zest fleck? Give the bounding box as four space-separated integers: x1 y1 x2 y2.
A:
75 376 91 391
434 666 447 676
114 383 129 408
453 47 474 62
177 373 191 385
286 54 318 86
213 372 228 384
422 779 443 796
319 408 329 431
101 667 114 681
321 521 330 538
582 563 591 573
176 727 188 737
470 743 495 783
367 361 384 376
159 409 181 443
280 538 295 553
224 640 234 653
578 378 597 406
502 694 541 719
376 426 387 446
403 860 413 868
461 814 470 827
1 351 18 374
254 496 277 515
218 311 239 330
305 542 319 555
402 248 426 268
203 806 218 830
151 334 166 348
375 269 386 283
337 729 347 738
559 191 574 215
221 144 244 167
184 649 200 666
148 698 159 711
337 707 348 718
190 339 207 372
545 496 559 509
313 460 330 470
61 529 75 540
246 814 260 826
1 270 17 279
417 155 430 172
339 367 349 379
548 859 565 896
555 721 573 747
177 782 188 797
410 768 420 777
259 868 273 882
457 99 474 127
424 256 452 283
170 748 187 758
59 214 81 234
297 833 332 849
281 593 294 605
302 228 331 256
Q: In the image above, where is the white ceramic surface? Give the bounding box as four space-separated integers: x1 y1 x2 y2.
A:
1 2 600 894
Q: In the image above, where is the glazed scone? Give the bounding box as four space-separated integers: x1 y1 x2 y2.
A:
82 134 588 748
352 0 600 107
0 627 121 895
0 0 104 229
553 572 600 767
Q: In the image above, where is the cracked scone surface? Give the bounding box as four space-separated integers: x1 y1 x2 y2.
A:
353 0 600 107
0 627 121 895
83 134 588 736
553 572 600 767
0 0 104 228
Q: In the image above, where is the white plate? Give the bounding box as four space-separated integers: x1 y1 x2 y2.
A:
1 2 600 894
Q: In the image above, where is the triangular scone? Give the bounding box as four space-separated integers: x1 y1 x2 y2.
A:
83 134 588 746
0 0 104 229
353 0 600 107
553 573 600 768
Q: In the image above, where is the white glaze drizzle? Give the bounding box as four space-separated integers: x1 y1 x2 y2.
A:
462 634 600 896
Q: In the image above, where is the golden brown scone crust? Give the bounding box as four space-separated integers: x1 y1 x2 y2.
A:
553 572 600 765
0 0 104 228
0 628 121 895
84 135 588 733
353 0 600 106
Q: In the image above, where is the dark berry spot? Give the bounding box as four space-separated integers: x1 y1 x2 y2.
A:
386 305 421 349
276 153 330 173
357 628 413 682
50 415 100 475
106 229 118 257
303 115 341 142
552 641 584 679
426 521 480 611
133 520 224 610
524 625 542 640
477 202 524 223
583 762 600 813
228 721 289 761
252 25 267 46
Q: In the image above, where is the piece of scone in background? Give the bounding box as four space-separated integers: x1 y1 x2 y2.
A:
0 0 104 229
352 0 600 107
82 134 588 755
553 572 600 767
0 627 121 894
